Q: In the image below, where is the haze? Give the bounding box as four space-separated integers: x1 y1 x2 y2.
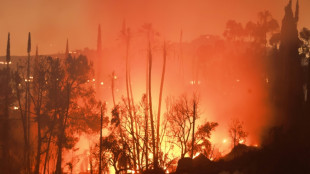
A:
0 0 309 55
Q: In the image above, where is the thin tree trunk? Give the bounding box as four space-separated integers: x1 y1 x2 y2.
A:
145 49 149 170
148 41 157 169
156 41 167 162
35 108 42 174
55 131 64 174
55 84 70 174
43 129 52 174
128 69 141 171
14 66 29 174
124 30 137 171
26 50 31 174
191 99 196 158
34 45 42 174
43 91 58 174
99 104 103 174
2 51 10 173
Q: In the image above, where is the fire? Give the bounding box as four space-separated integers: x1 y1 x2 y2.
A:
193 152 200 159
127 169 136 173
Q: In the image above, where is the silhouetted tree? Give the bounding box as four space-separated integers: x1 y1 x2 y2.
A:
55 54 96 173
156 41 167 161
224 20 245 41
100 105 131 174
31 46 49 174
228 118 248 148
277 0 303 127
166 95 217 159
0 33 15 173
191 122 218 158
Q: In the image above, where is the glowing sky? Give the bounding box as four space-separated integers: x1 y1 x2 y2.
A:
0 0 308 55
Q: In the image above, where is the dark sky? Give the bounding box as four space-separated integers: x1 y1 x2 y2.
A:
0 0 308 55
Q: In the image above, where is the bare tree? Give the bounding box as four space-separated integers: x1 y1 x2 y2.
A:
156 41 167 161
228 118 248 148
166 95 196 158
166 95 218 159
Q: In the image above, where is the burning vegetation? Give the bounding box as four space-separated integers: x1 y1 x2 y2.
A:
0 0 310 174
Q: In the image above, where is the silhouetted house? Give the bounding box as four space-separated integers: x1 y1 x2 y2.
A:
175 157 193 174
193 154 212 169
222 144 258 161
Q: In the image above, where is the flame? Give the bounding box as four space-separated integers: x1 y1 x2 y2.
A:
193 152 200 159
127 169 136 173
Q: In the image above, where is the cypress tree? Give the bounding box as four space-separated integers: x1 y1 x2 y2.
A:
278 0 302 127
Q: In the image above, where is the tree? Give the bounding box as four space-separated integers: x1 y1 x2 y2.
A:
31 46 49 174
192 122 218 158
245 11 279 46
166 95 192 158
223 20 245 41
166 95 218 159
228 118 248 148
0 33 15 173
55 55 99 174
43 57 65 174
276 0 303 127
156 41 167 163
25 32 32 174
120 22 142 172
100 105 130 174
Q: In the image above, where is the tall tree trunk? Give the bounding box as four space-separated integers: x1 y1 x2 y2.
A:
55 84 70 174
55 131 64 174
2 42 10 173
25 49 31 174
124 30 137 171
26 33 32 174
34 44 42 174
43 91 58 174
14 66 29 174
35 109 42 174
99 104 103 174
43 129 52 174
128 69 141 171
156 41 167 162
191 99 196 158
148 41 157 169
145 49 149 170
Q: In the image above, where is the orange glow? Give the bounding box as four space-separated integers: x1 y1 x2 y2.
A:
0 0 309 55
127 169 136 174
3 0 309 173
193 152 201 159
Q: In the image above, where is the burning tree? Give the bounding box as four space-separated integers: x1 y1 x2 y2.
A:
53 54 101 174
228 118 248 148
193 122 218 159
166 95 218 159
